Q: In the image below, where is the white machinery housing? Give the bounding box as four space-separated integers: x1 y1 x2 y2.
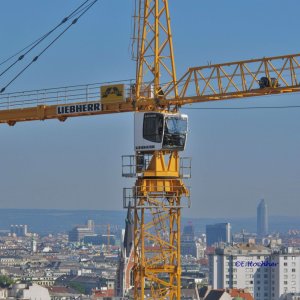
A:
134 112 188 152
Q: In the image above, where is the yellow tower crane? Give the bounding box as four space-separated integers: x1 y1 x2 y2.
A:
1 1 300 299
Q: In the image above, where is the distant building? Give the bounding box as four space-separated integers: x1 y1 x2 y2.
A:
87 219 95 232
233 229 256 244
8 284 51 300
92 280 115 299
10 224 28 237
181 223 197 257
31 239 37 253
209 244 300 300
47 286 81 299
83 234 116 246
0 288 8 299
270 247 300 298
198 286 254 300
198 286 232 300
182 223 195 241
257 199 268 237
55 275 103 294
68 220 94 242
284 293 300 300
206 223 231 246
196 242 205 259
209 243 271 297
116 204 134 297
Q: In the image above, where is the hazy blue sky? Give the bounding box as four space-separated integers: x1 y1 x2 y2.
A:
0 0 300 218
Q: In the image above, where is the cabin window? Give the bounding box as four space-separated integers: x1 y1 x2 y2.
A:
143 113 163 143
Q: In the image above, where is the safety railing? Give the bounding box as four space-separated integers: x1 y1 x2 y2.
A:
122 154 192 178
0 80 134 110
123 185 191 209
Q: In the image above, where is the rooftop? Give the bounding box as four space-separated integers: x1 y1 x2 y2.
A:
215 243 271 255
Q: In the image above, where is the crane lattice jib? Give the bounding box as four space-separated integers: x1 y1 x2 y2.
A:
164 53 300 105
0 53 300 125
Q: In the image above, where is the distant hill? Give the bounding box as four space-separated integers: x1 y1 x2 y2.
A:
0 209 298 235
0 209 126 235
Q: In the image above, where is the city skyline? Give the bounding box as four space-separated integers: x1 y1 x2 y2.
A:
1 208 300 236
0 1 300 217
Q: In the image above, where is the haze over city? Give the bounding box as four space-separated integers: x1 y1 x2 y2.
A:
0 0 300 218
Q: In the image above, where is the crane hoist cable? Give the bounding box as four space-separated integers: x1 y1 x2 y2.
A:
0 0 94 69
0 0 99 93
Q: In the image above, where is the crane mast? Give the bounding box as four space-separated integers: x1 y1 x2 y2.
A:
128 1 186 299
134 0 178 100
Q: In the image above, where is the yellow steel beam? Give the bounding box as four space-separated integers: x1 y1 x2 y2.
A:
163 53 300 104
135 0 177 99
0 101 133 125
1 53 300 125
133 151 187 300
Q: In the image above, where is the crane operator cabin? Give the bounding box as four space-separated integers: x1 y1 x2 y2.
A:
134 112 188 152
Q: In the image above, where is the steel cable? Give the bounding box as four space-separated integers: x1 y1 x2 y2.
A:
0 0 98 93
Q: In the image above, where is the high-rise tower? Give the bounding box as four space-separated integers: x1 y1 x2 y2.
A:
206 223 231 246
257 199 268 237
181 223 197 257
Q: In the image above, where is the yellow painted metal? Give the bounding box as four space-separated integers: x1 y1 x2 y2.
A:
143 151 179 178
135 0 178 100
163 53 300 104
0 101 133 125
1 53 300 125
101 84 125 104
133 151 188 300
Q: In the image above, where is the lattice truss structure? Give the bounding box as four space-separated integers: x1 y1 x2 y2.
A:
164 54 300 104
1 54 300 125
133 0 178 99
123 152 190 300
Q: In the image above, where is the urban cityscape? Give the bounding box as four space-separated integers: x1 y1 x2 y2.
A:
0 199 299 300
1 1 300 300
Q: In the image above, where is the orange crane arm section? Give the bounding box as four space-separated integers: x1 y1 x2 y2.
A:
1 53 300 125
162 53 300 106
0 101 134 126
